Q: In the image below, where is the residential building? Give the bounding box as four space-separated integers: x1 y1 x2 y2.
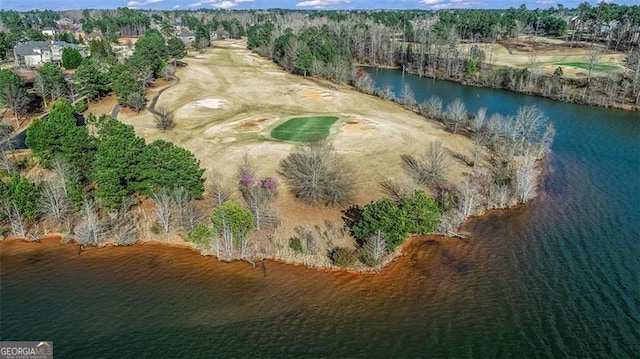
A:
13 41 86 68
42 27 57 37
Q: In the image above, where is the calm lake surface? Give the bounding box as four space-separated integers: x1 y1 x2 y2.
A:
1 69 639 358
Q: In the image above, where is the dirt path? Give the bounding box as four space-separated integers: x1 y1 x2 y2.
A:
147 74 181 117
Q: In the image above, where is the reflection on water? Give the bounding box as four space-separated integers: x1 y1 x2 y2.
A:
1 70 639 358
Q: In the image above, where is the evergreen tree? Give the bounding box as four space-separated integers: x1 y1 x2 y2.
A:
92 118 145 209
61 47 83 69
136 140 205 199
73 58 109 100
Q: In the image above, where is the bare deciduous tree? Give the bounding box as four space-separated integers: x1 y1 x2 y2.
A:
487 183 511 209
172 186 201 232
401 83 416 109
438 208 465 237
237 158 278 230
151 190 172 234
279 141 354 206
2 200 26 238
420 95 443 119
74 199 104 248
365 230 387 261
402 141 449 187
513 105 547 155
4 83 29 128
445 98 467 134
34 73 49 108
153 107 175 131
105 197 139 246
378 84 395 101
295 226 318 255
473 107 487 131
379 178 411 203
0 151 12 173
208 170 232 207
457 177 482 217
139 69 154 89
352 68 375 94
40 180 72 228
128 92 146 114
513 154 539 203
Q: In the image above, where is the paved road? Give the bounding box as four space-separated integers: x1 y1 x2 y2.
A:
111 103 121 118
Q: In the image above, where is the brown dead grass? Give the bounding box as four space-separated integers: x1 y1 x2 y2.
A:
117 38 480 253
86 95 116 117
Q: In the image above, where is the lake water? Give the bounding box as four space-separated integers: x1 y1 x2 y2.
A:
1 70 638 358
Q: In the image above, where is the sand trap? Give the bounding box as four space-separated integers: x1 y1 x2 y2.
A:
234 117 272 132
300 87 334 102
188 98 226 109
342 120 380 136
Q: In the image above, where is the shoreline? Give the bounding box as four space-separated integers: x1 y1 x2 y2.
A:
357 63 640 112
0 203 527 275
2 43 553 273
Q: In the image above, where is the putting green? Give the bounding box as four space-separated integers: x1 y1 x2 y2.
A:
271 116 339 142
553 62 618 72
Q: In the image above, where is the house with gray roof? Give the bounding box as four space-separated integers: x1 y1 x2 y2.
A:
13 41 86 68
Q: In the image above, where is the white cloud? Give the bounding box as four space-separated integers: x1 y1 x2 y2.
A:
187 2 202 7
420 0 443 4
197 0 253 8
172 4 180 9
127 0 164 8
214 1 237 9
428 0 484 9
296 0 350 8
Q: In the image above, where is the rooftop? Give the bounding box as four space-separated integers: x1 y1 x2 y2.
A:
14 41 84 56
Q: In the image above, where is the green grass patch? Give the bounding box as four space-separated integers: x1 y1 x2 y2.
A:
554 62 619 72
271 116 339 142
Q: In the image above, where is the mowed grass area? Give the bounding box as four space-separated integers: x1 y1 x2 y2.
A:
271 116 339 142
554 62 619 72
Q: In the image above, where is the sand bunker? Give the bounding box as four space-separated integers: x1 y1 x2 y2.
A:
234 118 271 132
187 98 226 109
342 120 380 136
299 87 334 102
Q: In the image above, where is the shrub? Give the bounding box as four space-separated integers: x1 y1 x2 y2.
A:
351 197 409 252
150 222 161 235
279 141 353 206
74 100 87 114
358 248 380 267
289 237 303 253
187 223 212 245
330 247 358 267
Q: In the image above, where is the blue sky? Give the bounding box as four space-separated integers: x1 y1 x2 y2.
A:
3 0 637 12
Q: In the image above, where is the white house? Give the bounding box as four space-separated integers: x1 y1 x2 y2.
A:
42 27 57 37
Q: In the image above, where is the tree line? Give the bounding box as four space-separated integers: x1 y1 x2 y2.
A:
1 98 204 246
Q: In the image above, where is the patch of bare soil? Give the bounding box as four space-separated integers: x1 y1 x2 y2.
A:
341 119 380 136
86 95 116 117
234 117 270 132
